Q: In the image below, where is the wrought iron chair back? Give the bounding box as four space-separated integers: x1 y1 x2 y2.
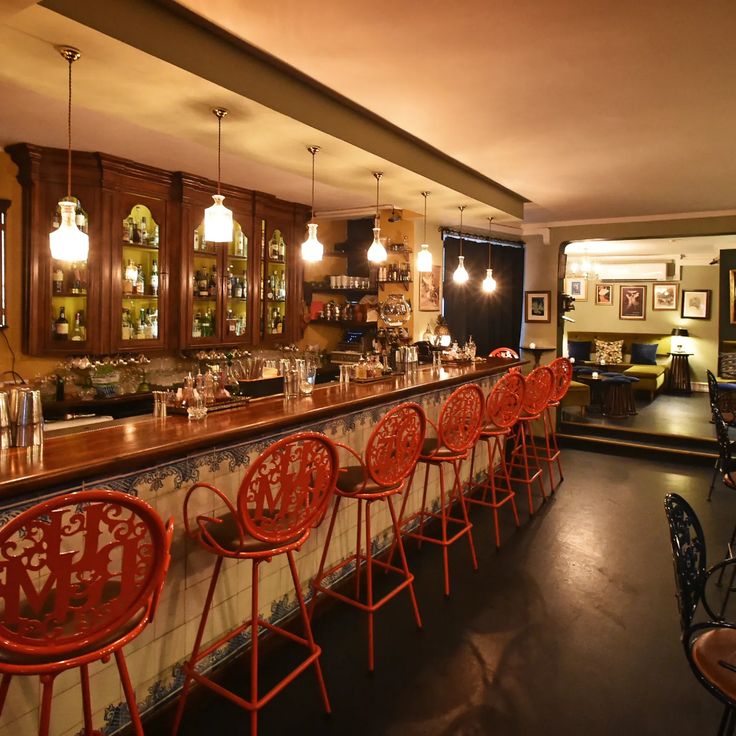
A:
714 407 735 470
486 371 526 429
522 366 554 416
708 369 720 410
549 357 573 403
489 347 519 360
236 431 339 545
438 383 485 453
365 402 426 488
0 490 172 659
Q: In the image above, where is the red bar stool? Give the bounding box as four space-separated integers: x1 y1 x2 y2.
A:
489 347 520 360
467 371 526 547
309 402 426 671
0 490 173 736
507 365 554 513
174 432 339 736
392 383 483 596
537 357 572 491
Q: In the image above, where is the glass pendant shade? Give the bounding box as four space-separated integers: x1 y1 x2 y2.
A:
204 194 233 243
49 200 88 262
482 268 497 293
367 226 388 263
417 243 432 272
301 222 324 262
453 254 469 283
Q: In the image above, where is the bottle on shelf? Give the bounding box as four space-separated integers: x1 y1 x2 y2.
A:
152 224 160 247
124 260 135 295
54 306 69 341
134 264 145 295
235 230 246 256
150 260 159 296
139 216 148 245
194 230 200 252
140 308 153 339
70 311 84 341
278 270 286 300
149 308 159 339
192 311 202 338
53 265 64 294
234 276 243 299
71 267 83 295
242 270 248 300
131 219 140 244
122 309 132 340
266 273 274 301
198 270 209 298
208 266 218 297
75 208 86 232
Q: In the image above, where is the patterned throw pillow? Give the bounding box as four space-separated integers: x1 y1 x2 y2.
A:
595 339 623 365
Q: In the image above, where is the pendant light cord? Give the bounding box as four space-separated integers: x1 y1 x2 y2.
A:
66 55 72 199
311 151 315 218
487 216 494 269
375 173 380 226
422 192 428 242
458 206 465 256
217 114 222 196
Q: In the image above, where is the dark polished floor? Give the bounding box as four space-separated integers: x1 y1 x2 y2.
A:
151 449 735 736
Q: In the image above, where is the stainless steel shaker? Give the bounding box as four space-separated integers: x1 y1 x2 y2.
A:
10 387 43 447
0 392 10 449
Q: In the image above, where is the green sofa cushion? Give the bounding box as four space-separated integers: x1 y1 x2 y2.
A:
624 365 666 379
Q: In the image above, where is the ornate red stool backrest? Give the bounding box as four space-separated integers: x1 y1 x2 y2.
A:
237 431 339 545
489 347 519 359
522 366 554 417
438 383 485 453
366 402 426 488
549 357 573 403
0 489 171 660
486 371 526 429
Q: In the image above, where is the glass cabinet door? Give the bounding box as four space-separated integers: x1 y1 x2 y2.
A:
50 198 90 346
119 204 162 345
191 221 219 342
260 221 287 339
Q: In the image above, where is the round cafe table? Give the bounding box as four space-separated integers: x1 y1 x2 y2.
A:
521 346 556 368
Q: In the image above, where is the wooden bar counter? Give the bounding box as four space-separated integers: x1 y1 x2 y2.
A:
0 358 518 736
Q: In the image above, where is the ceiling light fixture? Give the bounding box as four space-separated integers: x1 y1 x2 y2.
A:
367 171 388 264
452 205 469 284
301 145 324 262
203 107 233 243
49 46 88 263
482 216 497 293
416 191 432 273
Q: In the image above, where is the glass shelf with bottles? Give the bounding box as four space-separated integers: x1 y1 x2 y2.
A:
260 222 288 338
121 205 160 343
50 198 89 344
225 222 248 340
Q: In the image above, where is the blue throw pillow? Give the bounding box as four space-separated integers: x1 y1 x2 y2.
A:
567 340 592 362
630 342 658 365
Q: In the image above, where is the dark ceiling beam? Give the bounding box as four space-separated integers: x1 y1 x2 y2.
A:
41 0 527 219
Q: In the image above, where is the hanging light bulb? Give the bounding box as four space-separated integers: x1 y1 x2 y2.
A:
416 191 432 272
452 205 469 283
482 216 497 293
367 171 388 263
301 145 324 262
49 47 89 263
203 107 234 243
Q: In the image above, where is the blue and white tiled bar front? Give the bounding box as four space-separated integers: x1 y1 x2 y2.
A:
0 375 500 736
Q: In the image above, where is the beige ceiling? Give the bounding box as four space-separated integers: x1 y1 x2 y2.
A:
173 0 736 224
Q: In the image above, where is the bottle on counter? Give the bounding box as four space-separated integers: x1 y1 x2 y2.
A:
54 306 69 340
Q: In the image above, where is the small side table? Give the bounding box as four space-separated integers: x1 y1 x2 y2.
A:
521 346 556 368
667 352 693 394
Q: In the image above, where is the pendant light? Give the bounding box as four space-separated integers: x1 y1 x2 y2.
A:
481 216 497 293
416 191 432 272
203 107 233 243
49 46 89 263
452 205 469 284
301 145 324 262
367 171 388 263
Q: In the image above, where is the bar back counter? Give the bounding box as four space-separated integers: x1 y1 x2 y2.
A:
0 359 518 736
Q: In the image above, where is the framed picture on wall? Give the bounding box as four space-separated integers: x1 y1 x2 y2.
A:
595 283 613 305
682 289 711 320
652 282 678 311
564 277 587 301
619 285 646 320
419 265 441 311
525 291 551 322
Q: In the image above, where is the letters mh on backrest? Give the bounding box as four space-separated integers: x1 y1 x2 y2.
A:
486 371 526 429
438 383 485 453
365 402 426 488
549 357 573 403
0 490 168 658
237 432 339 545
522 366 554 416
664 493 707 632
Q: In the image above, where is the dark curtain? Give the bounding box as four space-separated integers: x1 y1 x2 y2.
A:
442 236 525 356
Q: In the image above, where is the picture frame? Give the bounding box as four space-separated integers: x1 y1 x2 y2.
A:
419 264 441 311
652 282 678 311
594 283 613 306
619 285 646 320
525 290 551 323
681 289 711 320
564 277 587 302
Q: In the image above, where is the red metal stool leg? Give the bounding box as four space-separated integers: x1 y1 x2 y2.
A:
115 649 144 736
80 664 94 734
365 500 375 671
355 498 364 600
416 462 431 550
309 495 342 619
451 458 478 571
250 560 260 736
438 463 450 595
39 674 54 736
386 495 422 630
0 674 12 718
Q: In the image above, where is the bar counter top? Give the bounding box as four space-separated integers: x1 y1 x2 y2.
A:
1 359 520 500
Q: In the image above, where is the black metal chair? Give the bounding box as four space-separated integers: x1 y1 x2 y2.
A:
708 370 736 427
664 492 736 736
709 407 736 502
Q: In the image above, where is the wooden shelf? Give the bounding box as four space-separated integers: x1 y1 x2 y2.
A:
122 294 159 300
123 242 160 251
52 291 88 298
311 318 377 329
306 286 376 296
378 280 412 291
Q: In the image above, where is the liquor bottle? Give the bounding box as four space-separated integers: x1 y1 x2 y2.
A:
279 236 286 262
268 232 279 261
278 270 286 300
152 224 160 247
271 307 280 334
52 209 60 231
70 311 84 341
139 217 148 245
266 273 274 301
141 308 153 339
135 264 145 295
134 309 144 339
71 267 82 295
198 270 209 298
226 276 233 298
150 260 159 296
194 230 200 251
122 309 132 340
234 277 243 299
150 308 159 339
242 270 248 300
127 217 135 243
208 266 218 297
131 219 140 244
235 230 245 256
54 306 69 340
123 217 130 242
53 265 64 294
75 208 86 232
192 312 202 338
226 308 236 335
